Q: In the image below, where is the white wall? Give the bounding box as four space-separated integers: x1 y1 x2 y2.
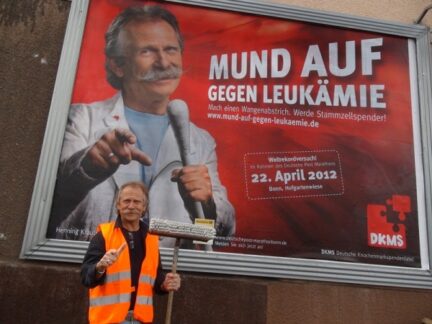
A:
264 0 432 26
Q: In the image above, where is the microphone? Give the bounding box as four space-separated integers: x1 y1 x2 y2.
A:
167 99 192 166
168 100 205 219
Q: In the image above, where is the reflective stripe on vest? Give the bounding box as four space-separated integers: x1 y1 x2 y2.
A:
139 274 155 285
89 293 130 307
105 270 131 283
136 295 153 306
88 222 159 324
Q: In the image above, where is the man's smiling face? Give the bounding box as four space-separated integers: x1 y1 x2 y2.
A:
113 19 183 106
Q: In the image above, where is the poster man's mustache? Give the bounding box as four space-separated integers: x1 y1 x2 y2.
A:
140 66 183 82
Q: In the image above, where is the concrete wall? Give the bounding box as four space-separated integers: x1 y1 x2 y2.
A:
0 1 431 323
271 0 432 25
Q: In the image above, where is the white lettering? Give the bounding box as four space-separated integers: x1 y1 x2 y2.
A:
209 49 291 80
361 38 383 75
208 85 257 102
370 233 404 247
329 41 356 77
301 45 327 77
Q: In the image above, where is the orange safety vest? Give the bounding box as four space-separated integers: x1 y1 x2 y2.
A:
88 222 159 324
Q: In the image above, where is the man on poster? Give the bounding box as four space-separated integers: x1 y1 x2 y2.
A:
48 5 235 246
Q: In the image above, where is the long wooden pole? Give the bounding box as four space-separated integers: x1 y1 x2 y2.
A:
165 238 180 324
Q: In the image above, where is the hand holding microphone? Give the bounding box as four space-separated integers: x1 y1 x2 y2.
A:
168 100 211 219
171 165 212 203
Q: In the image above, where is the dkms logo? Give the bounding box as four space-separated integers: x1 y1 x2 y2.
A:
367 195 410 249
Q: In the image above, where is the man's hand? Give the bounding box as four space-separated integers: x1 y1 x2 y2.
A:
82 128 152 179
95 242 127 275
161 273 181 292
171 165 213 203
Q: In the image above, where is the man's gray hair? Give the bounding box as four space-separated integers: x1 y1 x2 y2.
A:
116 181 149 204
116 181 149 218
105 5 184 89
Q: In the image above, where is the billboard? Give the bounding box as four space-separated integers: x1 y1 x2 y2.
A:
21 0 432 288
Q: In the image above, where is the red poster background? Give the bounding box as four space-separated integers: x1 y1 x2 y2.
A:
66 0 420 266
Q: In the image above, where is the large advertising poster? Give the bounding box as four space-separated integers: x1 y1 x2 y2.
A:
46 0 421 268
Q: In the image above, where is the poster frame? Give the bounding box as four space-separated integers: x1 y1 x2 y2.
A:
20 0 432 289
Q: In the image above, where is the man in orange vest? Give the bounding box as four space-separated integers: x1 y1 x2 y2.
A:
81 181 180 324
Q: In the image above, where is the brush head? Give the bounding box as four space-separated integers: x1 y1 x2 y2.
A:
149 218 216 241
